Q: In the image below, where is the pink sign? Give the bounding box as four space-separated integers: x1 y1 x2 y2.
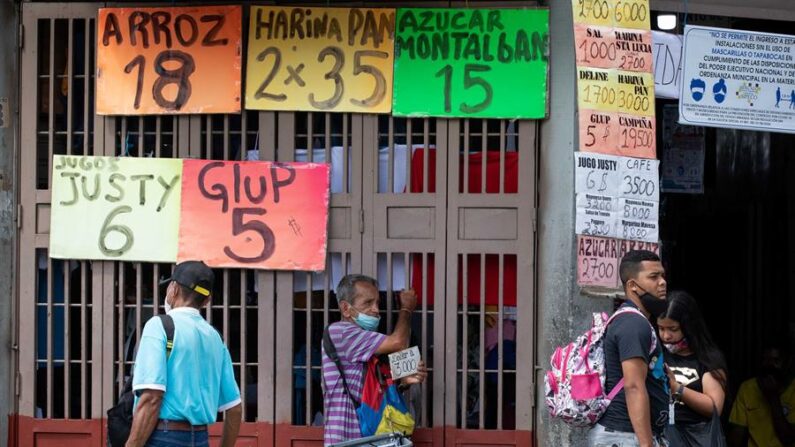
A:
577 235 620 288
575 24 617 70
614 28 653 73
178 160 330 270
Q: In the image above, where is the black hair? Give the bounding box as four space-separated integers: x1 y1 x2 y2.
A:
178 284 206 307
619 250 661 286
659 290 728 389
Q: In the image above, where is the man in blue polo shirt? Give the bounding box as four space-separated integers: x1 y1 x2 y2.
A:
127 261 241 447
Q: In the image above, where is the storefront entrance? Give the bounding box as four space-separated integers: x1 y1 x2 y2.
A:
14 3 539 446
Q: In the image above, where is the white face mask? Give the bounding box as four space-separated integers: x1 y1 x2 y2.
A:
164 284 173 313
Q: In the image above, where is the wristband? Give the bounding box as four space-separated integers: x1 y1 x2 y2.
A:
399 308 413 314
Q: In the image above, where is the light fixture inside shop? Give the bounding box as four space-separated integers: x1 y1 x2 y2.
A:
657 14 678 31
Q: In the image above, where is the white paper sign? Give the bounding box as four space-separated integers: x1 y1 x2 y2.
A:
680 25 795 134
576 208 618 239
576 153 660 242
575 153 622 195
389 346 421 380
619 157 660 201
617 198 659 243
652 31 683 99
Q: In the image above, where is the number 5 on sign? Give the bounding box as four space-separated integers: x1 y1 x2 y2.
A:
389 346 421 380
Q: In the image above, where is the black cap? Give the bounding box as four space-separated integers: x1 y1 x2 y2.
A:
160 261 214 297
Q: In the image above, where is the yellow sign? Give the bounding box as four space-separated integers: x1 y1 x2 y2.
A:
614 70 654 116
577 67 616 113
50 156 182 262
245 6 396 113
572 0 649 29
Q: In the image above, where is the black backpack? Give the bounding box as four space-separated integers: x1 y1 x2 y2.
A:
107 314 175 447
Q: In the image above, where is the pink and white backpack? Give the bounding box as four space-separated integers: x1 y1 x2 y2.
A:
544 307 656 427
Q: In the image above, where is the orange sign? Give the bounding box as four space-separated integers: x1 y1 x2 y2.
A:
178 160 330 270
579 110 655 158
96 6 242 115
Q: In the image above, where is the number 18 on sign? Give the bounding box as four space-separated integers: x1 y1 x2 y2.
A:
96 6 242 115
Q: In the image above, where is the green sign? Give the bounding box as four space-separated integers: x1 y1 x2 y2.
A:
392 8 549 119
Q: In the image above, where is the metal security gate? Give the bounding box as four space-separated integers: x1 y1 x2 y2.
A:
16 3 538 447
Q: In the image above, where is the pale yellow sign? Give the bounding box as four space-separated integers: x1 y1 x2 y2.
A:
50 156 182 262
245 6 395 113
572 0 650 29
614 70 654 116
577 67 616 113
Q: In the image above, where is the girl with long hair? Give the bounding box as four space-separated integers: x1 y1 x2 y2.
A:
658 290 728 446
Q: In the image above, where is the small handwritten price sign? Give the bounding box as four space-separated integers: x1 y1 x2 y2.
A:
573 0 650 30
389 346 421 380
614 70 654 116
578 67 616 113
96 6 242 115
575 24 616 70
178 160 330 270
245 6 395 113
577 235 619 288
50 156 182 262
392 8 549 119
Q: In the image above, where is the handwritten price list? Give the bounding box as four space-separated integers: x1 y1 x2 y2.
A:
50 156 331 270
572 0 659 288
575 152 659 243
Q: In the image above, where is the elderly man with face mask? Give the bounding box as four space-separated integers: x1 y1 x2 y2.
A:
321 274 427 446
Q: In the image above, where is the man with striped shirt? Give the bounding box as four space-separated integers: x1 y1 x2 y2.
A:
322 274 427 446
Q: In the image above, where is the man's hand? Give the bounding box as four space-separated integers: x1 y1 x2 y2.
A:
401 361 428 386
125 389 163 447
399 289 417 312
220 403 242 447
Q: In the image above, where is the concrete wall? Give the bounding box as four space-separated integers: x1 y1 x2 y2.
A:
0 1 18 444
535 0 612 445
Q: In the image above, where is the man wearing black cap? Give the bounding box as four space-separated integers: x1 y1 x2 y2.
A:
126 261 241 447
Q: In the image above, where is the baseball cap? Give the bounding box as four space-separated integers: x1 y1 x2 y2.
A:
160 261 214 297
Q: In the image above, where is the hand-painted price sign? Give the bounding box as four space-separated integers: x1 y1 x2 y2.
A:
573 0 650 30
614 70 654 116
614 28 652 72
389 346 421 380
392 8 549 119
50 156 182 262
575 24 617 70
578 67 616 112
579 110 618 153
619 156 659 201
178 160 330 270
245 7 395 113
577 235 620 288
96 6 242 115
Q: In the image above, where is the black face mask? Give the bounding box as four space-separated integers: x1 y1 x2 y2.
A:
634 284 668 319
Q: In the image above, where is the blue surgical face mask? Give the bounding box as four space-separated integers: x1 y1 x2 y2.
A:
353 310 380 331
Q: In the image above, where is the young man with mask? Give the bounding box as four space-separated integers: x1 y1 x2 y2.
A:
729 344 795 447
321 274 428 446
588 250 670 447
